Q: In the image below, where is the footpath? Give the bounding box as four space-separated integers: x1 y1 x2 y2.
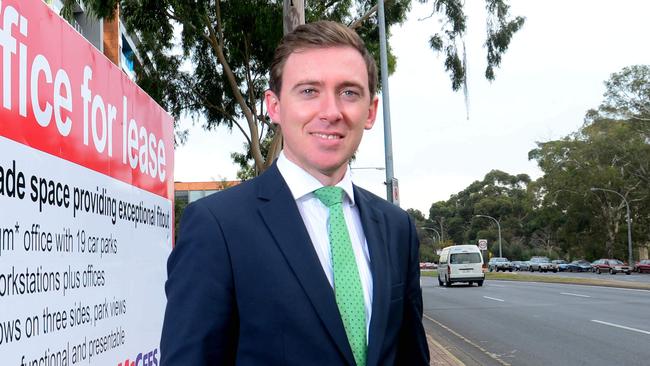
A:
427 333 464 365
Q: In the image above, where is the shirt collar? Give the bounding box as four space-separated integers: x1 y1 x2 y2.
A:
277 151 356 205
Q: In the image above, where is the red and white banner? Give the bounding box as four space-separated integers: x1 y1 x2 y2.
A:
0 0 174 199
0 1 173 365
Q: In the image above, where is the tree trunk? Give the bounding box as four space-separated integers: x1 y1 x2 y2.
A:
261 0 306 171
283 0 305 35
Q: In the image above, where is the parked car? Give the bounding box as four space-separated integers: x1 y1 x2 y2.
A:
566 260 593 272
528 256 558 272
512 261 530 271
634 259 650 273
488 257 513 272
591 259 631 275
419 262 437 270
552 260 569 271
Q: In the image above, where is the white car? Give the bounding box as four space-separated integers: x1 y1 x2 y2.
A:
438 245 485 287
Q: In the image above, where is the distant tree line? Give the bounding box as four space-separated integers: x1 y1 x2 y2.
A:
412 65 650 263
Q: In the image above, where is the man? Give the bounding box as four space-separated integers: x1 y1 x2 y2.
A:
160 21 430 365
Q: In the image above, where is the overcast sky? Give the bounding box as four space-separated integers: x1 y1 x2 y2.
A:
174 0 650 216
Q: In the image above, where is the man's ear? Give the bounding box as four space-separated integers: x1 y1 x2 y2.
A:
364 96 379 130
265 90 281 123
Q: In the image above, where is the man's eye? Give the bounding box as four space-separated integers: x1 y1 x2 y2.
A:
342 89 360 97
301 88 316 96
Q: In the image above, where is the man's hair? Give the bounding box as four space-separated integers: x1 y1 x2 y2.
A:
269 20 378 97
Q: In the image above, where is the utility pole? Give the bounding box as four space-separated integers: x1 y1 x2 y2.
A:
283 0 305 35
377 0 396 205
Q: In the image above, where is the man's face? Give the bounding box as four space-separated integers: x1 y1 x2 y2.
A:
265 46 379 184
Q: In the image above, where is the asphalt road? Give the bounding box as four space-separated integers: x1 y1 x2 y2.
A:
422 277 650 366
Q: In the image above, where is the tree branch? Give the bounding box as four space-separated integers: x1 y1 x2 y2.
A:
204 1 264 171
349 4 378 30
193 89 253 147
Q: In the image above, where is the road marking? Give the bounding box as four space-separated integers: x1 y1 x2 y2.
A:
423 314 511 366
591 320 650 335
483 296 505 302
560 292 591 298
489 284 506 287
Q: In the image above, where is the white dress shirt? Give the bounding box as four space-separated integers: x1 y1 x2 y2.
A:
277 152 373 338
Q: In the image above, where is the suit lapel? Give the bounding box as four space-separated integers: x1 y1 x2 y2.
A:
354 187 390 366
257 165 356 365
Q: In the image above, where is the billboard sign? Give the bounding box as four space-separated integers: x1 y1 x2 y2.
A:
0 1 174 365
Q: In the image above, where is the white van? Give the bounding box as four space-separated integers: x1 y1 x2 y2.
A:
437 245 484 287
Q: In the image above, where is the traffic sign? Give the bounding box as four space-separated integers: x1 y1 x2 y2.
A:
478 239 488 250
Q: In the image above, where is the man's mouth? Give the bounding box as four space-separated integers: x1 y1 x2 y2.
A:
311 132 342 140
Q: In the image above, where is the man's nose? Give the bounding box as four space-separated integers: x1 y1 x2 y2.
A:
319 92 343 122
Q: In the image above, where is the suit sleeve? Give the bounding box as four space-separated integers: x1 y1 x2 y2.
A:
160 200 238 365
395 213 431 364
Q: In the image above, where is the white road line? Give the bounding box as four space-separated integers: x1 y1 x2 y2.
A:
560 292 591 298
483 296 505 302
591 320 650 335
489 284 506 287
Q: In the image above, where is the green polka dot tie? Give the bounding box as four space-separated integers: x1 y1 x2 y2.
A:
314 186 367 366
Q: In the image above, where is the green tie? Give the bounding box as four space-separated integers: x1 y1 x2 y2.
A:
313 186 367 366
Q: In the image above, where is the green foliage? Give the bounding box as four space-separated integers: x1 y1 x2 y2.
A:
64 1 523 177
411 65 648 262
174 198 189 243
420 0 525 90
530 118 650 259
408 209 438 262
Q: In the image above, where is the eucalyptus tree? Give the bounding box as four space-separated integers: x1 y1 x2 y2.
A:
530 119 649 258
530 65 650 259
428 170 534 257
62 0 524 176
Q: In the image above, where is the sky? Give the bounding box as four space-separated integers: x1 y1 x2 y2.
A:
173 0 650 216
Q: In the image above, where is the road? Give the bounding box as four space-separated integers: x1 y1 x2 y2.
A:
421 277 650 366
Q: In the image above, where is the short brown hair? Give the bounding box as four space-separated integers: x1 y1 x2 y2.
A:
269 21 378 97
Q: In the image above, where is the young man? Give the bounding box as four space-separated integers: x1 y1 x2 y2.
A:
160 21 430 365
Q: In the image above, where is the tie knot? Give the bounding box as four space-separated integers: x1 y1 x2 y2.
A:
313 186 344 207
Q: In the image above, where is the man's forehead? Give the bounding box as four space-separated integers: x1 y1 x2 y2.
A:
281 47 368 86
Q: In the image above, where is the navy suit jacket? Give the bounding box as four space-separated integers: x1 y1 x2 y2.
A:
160 164 430 365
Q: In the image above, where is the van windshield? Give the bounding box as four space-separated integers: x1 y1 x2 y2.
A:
450 253 482 264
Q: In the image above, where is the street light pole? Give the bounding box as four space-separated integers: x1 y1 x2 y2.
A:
377 0 396 205
421 227 441 243
590 187 633 266
475 214 502 257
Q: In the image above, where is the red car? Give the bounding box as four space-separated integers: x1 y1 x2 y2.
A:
591 259 631 275
634 259 650 273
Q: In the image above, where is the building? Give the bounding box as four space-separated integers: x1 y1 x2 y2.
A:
175 181 240 205
46 0 140 80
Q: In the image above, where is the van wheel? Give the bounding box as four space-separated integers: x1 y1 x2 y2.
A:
477 280 484 287
444 278 451 287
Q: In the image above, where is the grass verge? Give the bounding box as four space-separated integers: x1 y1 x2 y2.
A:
421 270 650 290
